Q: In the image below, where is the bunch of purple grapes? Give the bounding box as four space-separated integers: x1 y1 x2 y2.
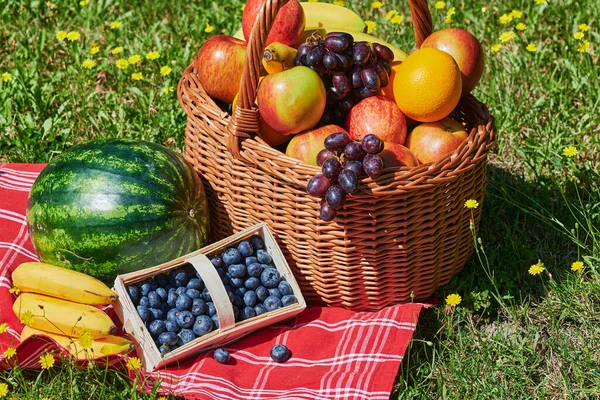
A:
294 32 394 126
306 132 385 222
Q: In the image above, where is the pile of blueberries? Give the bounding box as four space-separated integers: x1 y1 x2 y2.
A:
126 234 298 355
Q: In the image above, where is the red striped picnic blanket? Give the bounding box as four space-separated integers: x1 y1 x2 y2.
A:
0 163 428 399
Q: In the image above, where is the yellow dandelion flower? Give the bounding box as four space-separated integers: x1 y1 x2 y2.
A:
79 0 88 6
39 352 55 369
131 72 143 81
0 383 8 398
573 31 584 40
464 199 479 209
571 261 584 272
435 1 446 10
128 54 141 64
371 1 382 9
445 16 452 24
110 21 122 29
528 262 545 276
365 21 376 34
385 10 398 20
391 15 404 24
160 66 172 76
445 293 461 307
126 356 142 370
66 31 81 42
90 45 100 55
56 30 67 40
510 9 522 19
516 23 526 31
333 0 345 6
578 23 589 32
3 347 16 359
1 72 12 82
526 43 537 52
8 286 19 295
241 3 245 10
499 31 516 43
162 86 174 95
77 329 94 350
111 46 123 55
205 22 214 33
446 7 456 17
499 14 513 24
0 323 7 333
82 59 96 69
146 51 160 60
115 59 129 69
563 146 578 157
577 40 590 53
19 310 35 327
535 0 547 4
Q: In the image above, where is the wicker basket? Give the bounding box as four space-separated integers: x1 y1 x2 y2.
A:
178 0 495 311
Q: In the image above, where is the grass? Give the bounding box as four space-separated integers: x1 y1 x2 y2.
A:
1 0 599 398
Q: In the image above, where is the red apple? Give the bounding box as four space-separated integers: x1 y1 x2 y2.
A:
346 96 407 145
285 125 347 165
420 28 484 94
233 89 290 147
242 0 305 47
257 66 326 135
195 35 247 103
405 118 468 164
380 142 419 168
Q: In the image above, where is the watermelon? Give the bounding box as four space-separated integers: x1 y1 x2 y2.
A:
26 139 210 281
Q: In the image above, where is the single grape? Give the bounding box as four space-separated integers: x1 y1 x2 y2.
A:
334 53 352 70
332 72 351 96
363 154 384 179
320 201 337 222
361 134 384 154
325 32 354 46
344 159 364 177
306 45 326 66
299 54 309 67
372 61 390 87
338 169 359 194
354 86 376 99
306 174 331 197
324 132 351 151
323 52 338 70
316 149 336 166
339 98 355 114
373 43 395 63
360 68 380 92
353 42 372 66
297 42 314 59
327 87 346 101
324 36 349 52
322 157 343 181
310 63 326 77
344 141 366 161
325 185 346 210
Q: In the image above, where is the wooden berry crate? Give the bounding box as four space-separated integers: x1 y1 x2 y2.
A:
112 222 307 372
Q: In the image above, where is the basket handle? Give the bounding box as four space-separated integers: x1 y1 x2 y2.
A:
227 0 433 158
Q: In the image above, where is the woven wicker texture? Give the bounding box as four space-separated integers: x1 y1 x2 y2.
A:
179 0 495 310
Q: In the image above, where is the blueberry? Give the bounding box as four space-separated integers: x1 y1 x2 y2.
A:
160 302 170 315
201 288 212 302
176 310 195 329
127 285 140 304
222 275 231 286
174 271 189 287
230 277 245 288
165 284 174 292
149 307 164 320
222 248 242 266
268 288 282 299
165 320 180 333
159 343 171 356
166 308 179 322
187 278 203 291
244 291 257 307
232 295 244 309
237 240 254 257
228 264 246 279
139 296 150 307
176 294 193 311
282 295 298 307
235 288 248 298
264 296 282 311
191 298 208 316
241 306 256 320
186 288 201 299
137 305 150 322
158 331 178 346
211 256 224 268
245 256 258 266
193 315 214 336
207 302 217 316
256 249 272 265
147 278 158 291
184 265 197 278
215 267 226 278
140 283 152 296
270 344 290 363
249 235 264 250
211 314 220 329
167 291 178 308
148 320 166 338
213 348 230 364
155 274 169 287
254 304 267 316
148 291 161 308
176 286 187 296
155 287 168 301
232 306 240 321
178 328 196 345
278 281 293 296
247 263 263 278
260 268 281 289
245 277 261 290
256 286 269 302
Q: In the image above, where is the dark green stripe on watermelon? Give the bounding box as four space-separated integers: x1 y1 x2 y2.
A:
27 139 209 281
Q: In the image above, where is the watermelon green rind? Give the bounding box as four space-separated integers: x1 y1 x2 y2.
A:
27 139 210 281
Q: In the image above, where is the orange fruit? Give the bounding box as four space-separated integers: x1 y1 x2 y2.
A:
393 48 462 123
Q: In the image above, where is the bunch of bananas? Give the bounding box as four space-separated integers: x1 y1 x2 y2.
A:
12 262 133 360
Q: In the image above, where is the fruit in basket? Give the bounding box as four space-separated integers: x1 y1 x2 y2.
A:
379 143 419 168
393 48 462 123
301 2 366 32
405 117 468 164
346 96 407 144
232 90 290 147
257 66 326 135
242 0 305 47
195 35 247 103
12 262 117 305
26 140 210 282
13 292 117 337
420 28 484 94
285 124 347 165
262 42 298 74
